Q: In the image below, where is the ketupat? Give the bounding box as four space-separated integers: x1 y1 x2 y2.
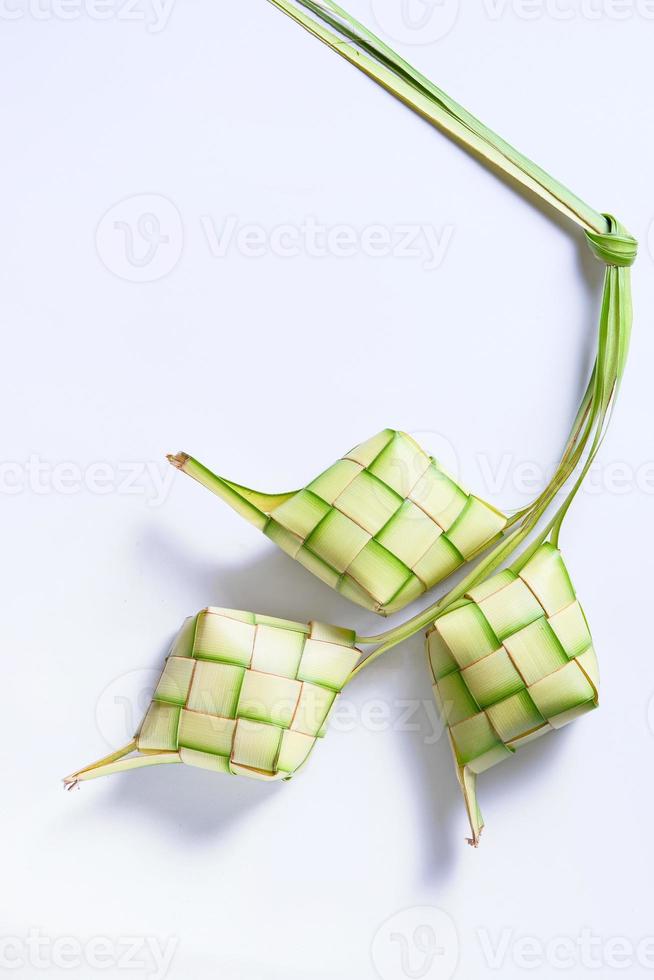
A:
169 430 507 615
427 543 598 846
258 0 638 845
65 610 360 786
66 0 637 845
65 540 598 846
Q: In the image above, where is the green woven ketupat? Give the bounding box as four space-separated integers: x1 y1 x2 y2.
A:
170 430 507 615
427 543 599 845
65 609 360 786
65 0 638 846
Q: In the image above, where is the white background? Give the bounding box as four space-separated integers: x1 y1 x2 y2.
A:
2 1 654 978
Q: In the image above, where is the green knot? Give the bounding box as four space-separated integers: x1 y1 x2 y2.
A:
585 214 638 267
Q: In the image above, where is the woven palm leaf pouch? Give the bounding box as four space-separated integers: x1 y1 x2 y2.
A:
67 1 637 845
66 611 360 785
428 544 598 845
170 429 507 616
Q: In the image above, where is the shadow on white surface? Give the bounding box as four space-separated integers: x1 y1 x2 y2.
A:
65 507 590 868
143 528 467 869
364 634 464 881
105 760 286 841
104 521 584 872
141 524 368 629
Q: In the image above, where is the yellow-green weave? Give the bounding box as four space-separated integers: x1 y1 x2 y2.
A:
427 543 599 844
137 608 360 781
177 429 507 615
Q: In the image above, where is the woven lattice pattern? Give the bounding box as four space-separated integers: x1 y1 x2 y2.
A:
426 543 599 842
137 609 360 781
264 429 507 615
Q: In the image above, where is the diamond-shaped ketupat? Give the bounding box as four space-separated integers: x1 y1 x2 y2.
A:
427 543 599 846
64 610 361 787
64 0 638 851
168 430 507 615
